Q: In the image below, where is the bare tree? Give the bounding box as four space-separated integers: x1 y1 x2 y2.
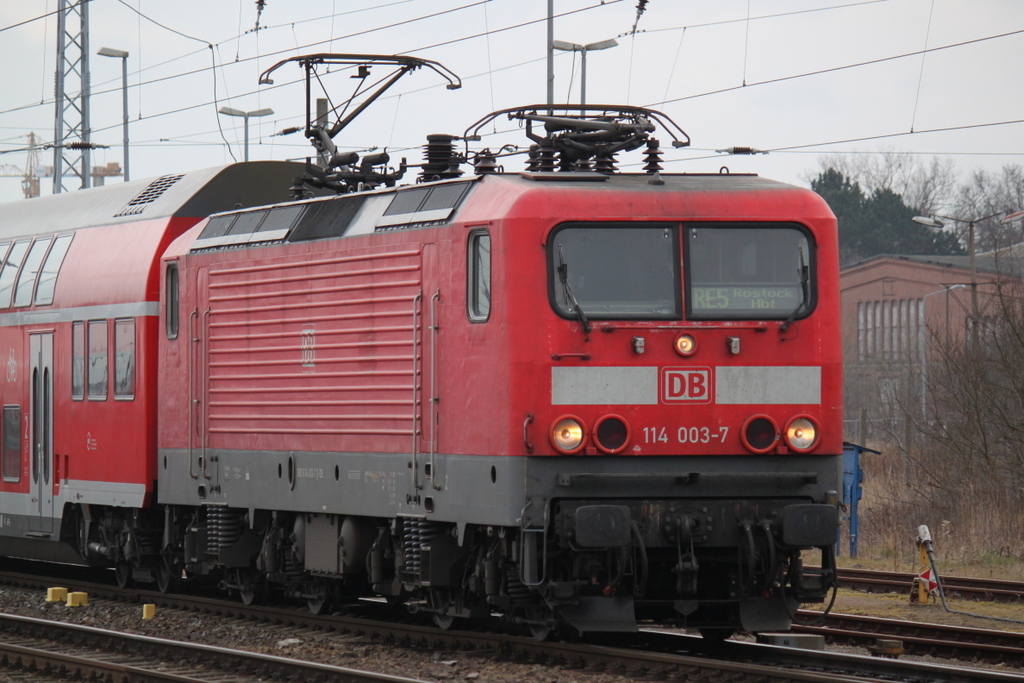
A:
813 149 957 215
954 165 1024 251
907 259 1024 555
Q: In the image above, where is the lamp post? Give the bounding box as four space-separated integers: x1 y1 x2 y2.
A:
97 47 129 182
551 38 618 106
218 107 274 162
912 212 1008 347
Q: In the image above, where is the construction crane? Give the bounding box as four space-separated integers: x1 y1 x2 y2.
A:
0 133 43 198
1 132 122 198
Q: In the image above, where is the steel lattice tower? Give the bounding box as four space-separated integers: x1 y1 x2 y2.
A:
53 0 91 193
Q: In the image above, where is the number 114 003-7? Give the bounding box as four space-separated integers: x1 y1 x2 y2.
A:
642 426 729 444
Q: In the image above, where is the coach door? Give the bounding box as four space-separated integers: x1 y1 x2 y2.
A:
28 332 54 535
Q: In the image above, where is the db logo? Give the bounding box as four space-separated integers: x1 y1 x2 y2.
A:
662 367 713 404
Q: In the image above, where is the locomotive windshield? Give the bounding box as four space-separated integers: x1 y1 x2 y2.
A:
685 224 813 320
549 224 681 320
548 222 814 322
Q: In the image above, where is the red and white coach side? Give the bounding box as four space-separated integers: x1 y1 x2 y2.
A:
0 162 303 563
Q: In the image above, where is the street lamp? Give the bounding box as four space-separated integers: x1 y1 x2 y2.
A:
552 38 618 106
218 107 274 162
97 47 130 182
912 211 1007 346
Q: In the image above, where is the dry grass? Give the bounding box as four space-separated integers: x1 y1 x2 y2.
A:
841 439 1024 581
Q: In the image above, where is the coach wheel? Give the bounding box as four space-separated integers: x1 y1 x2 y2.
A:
76 510 89 558
115 562 132 589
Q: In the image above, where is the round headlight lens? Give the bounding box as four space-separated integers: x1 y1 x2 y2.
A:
551 416 586 453
785 416 819 452
674 334 697 357
741 414 779 454
594 415 630 454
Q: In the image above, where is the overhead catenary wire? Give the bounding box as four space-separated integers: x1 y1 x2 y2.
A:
0 1 1020 177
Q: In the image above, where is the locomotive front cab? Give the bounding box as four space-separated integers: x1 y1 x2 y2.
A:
521 196 843 637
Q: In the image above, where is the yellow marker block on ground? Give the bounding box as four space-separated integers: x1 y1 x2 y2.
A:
142 604 156 619
66 591 89 607
46 587 68 603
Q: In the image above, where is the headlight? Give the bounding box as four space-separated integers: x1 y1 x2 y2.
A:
674 333 697 357
594 414 630 454
741 414 779 454
550 415 587 454
784 415 819 452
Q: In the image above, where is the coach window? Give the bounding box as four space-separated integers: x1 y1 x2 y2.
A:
114 318 136 399
0 244 11 281
2 406 19 482
467 230 491 322
72 322 85 400
166 263 179 340
34 234 73 306
685 223 814 321
14 237 52 307
87 320 108 401
0 240 31 308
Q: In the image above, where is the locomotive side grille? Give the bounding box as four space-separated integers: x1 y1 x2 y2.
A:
201 247 424 452
192 204 307 251
376 181 472 230
288 195 366 242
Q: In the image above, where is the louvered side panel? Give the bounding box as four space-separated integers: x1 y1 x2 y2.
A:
204 248 422 453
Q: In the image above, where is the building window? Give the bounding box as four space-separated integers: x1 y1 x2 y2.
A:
88 320 108 401
114 318 135 399
2 406 19 482
856 298 923 361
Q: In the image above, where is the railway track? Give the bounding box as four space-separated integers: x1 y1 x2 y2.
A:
795 611 1024 664
0 611 429 683
0 566 1020 683
837 567 1024 602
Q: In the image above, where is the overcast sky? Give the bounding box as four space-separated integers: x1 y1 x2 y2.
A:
0 0 1022 204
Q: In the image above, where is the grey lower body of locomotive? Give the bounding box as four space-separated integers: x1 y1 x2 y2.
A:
156 446 841 633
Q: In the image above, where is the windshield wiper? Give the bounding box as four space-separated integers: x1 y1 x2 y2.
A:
557 244 592 337
780 246 809 333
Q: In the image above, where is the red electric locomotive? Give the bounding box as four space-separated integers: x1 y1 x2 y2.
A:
0 55 841 640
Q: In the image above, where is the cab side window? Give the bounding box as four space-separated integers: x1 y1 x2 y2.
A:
467 230 491 322
166 263 179 340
